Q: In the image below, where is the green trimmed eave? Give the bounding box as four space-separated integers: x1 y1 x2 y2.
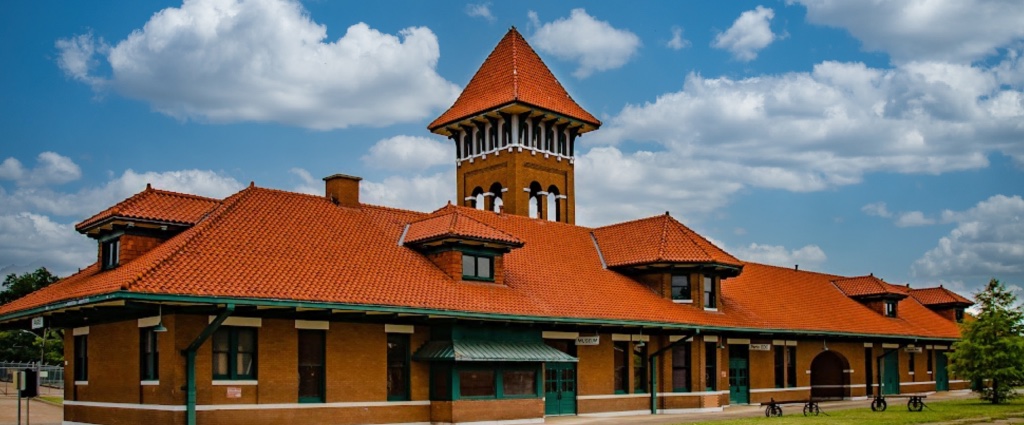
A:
0 290 958 344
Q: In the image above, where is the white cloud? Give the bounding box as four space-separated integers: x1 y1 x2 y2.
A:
796 0 1024 63
465 3 495 22
0 213 95 277
862 202 892 218
712 6 777 61
666 26 691 50
360 171 455 213
55 0 459 130
0 152 81 187
732 243 828 269
361 135 454 172
289 168 320 195
895 211 935 227
528 9 641 78
584 59 1024 214
913 194 1024 282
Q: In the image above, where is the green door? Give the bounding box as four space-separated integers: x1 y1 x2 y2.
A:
935 351 949 391
728 346 750 404
882 350 900 395
544 363 576 415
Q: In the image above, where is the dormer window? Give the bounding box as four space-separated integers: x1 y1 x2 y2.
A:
462 253 494 281
885 299 897 317
102 238 120 270
671 274 691 301
704 276 717 309
955 308 964 322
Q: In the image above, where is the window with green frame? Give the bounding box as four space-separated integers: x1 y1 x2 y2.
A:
140 327 159 381
462 253 494 281
613 341 628 393
704 342 717 391
387 333 410 401
454 363 539 399
703 276 717 309
671 342 691 392
213 327 257 380
671 274 691 301
633 342 648 393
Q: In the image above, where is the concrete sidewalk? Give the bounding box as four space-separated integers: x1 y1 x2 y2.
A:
547 390 976 424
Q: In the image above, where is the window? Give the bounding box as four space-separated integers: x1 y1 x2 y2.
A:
387 333 410 401
927 349 933 374
502 370 536 396
703 276 717 309
102 238 120 269
786 346 797 387
909 351 915 380
774 346 785 388
705 342 717 391
865 347 874 397
74 335 88 381
955 308 965 322
213 327 257 380
672 342 691 392
462 253 493 281
140 328 159 381
671 274 691 301
885 300 897 317
459 369 495 397
298 330 325 402
613 341 628 393
633 342 648 393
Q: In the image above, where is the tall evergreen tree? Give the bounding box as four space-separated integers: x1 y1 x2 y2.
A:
949 278 1024 404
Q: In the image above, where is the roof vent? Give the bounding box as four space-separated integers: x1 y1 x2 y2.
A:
323 174 362 208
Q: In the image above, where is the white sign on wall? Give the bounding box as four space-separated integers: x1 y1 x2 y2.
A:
904 347 923 353
31 317 44 330
749 344 771 351
575 336 600 346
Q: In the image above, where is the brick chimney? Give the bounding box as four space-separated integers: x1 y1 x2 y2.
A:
323 174 362 208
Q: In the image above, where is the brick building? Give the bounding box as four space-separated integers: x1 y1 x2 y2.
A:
0 28 972 425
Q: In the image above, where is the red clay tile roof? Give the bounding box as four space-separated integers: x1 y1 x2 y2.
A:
910 286 974 307
0 186 961 341
76 184 222 232
428 27 600 132
404 204 523 247
592 213 742 269
832 275 909 299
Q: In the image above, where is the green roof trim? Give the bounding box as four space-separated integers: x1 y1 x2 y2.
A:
414 340 577 362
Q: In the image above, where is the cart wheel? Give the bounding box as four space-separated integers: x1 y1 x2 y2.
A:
908 399 923 412
771 405 783 417
871 398 887 412
802 403 820 416
765 406 772 417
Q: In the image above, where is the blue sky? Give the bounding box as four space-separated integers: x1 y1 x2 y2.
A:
2 0 1022 299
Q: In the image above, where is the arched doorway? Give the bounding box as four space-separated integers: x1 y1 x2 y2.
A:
810 350 850 400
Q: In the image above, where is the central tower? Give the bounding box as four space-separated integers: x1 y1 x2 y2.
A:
428 27 600 224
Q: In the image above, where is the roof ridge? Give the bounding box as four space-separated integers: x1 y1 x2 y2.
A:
742 261 842 279
666 215 737 264
592 213 666 231
148 187 222 203
656 214 670 261
511 27 519 99
120 185 257 291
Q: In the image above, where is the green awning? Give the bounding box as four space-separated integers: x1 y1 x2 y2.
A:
413 340 577 362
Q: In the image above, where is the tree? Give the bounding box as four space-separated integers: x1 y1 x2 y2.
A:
0 267 64 364
948 278 1024 404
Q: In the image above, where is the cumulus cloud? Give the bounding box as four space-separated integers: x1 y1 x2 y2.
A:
361 171 455 213
54 0 459 130
712 6 777 61
465 3 495 22
361 135 454 172
895 211 935 227
913 195 1024 283
583 59 1024 220
0 213 95 277
862 202 892 218
666 26 691 50
0 152 81 187
289 168 320 195
528 9 641 78
796 0 1024 63
732 243 828 269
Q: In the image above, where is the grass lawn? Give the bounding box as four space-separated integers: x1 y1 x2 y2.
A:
675 398 1024 425
37 395 63 405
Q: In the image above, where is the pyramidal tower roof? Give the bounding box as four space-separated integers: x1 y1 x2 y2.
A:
428 27 601 133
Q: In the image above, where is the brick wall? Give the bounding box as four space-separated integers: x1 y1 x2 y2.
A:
119 233 163 264
457 148 575 223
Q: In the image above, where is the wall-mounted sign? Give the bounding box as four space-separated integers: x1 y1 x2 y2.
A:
226 387 242 398
31 317 44 330
575 336 600 346
749 344 771 351
904 347 923 353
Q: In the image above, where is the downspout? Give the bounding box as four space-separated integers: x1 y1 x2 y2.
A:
183 304 234 425
649 331 697 415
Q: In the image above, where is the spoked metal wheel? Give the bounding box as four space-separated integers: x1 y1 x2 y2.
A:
871 397 887 412
803 403 820 416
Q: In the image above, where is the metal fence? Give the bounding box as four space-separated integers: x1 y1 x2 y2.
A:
0 361 64 395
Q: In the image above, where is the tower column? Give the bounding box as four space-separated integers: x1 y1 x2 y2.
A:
511 114 520 146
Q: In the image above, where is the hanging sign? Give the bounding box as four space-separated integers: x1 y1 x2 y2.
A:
31 317 44 329
575 336 600 346
749 344 771 351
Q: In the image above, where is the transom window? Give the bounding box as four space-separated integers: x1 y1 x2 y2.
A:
462 253 494 281
703 276 717 309
671 274 691 301
213 327 257 380
102 238 120 270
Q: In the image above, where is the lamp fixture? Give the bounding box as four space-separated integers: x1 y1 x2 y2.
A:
153 305 168 333
635 328 645 348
